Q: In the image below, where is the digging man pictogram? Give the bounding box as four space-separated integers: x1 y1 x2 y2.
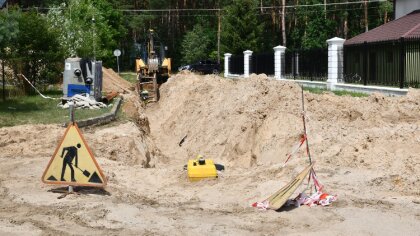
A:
60 143 81 182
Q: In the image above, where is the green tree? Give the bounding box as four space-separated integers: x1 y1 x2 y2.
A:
0 9 19 50
221 0 265 55
0 9 20 100
6 10 64 93
47 0 126 66
181 24 213 64
301 10 336 49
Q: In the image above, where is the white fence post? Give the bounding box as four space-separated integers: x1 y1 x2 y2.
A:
224 53 232 78
273 45 286 80
327 37 345 89
243 50 253 78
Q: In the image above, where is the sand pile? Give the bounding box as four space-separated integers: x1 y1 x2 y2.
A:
147 73 420 195
0 72 419 235
102 68 134 94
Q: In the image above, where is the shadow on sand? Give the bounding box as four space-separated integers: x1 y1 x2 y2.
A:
48 186 111 199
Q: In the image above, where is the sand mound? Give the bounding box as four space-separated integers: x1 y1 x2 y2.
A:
102 68 135 94
147 73 420 195
0 72 419 235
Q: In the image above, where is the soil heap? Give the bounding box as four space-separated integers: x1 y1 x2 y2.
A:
0 71 419 235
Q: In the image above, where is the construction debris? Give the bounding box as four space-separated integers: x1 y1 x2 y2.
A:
102 91 119 104
58 94 109 109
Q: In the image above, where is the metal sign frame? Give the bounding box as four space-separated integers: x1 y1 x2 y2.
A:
41 122 107 187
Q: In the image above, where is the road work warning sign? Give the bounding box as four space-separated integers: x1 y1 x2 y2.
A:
42 123 107 187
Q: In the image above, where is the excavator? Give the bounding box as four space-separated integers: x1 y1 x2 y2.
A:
135 29 171 102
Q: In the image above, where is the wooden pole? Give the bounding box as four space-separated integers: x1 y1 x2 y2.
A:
324 0 327 19
217 9 221 64
281 0 286 46
2 60 5 101
70 102 75 124
301 86 312 164
364 0 369 32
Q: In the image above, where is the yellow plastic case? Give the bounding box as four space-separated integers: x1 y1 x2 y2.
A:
187 159 217 181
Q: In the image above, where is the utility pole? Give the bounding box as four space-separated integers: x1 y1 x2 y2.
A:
324 0 327 19
364 0 369 32
217 9 221 64
92 16 96 60
281 0 286 47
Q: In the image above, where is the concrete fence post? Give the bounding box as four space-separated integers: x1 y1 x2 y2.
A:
243 50 253 78
273 45 286 80
224 53 232 78
327 37 345 89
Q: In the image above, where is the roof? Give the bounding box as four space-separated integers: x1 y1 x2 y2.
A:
345 10 420 45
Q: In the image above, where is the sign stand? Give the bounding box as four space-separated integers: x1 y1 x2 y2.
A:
113 49 121 74
56 103 79 199
43 101 107 198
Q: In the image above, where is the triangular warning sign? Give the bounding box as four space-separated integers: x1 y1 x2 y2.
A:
42 123 107 187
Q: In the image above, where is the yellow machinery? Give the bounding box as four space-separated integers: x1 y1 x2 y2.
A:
135 29 171 102
187 156 218 182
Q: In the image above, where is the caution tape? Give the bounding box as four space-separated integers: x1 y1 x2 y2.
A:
251 200 269 210
282 134 306 167
18 74 60 100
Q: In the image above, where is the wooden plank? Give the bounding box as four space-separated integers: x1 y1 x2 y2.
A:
268 162 315 210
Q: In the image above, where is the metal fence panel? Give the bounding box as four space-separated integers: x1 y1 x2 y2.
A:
229 55 244 75
250 52 274 75
285 48 328 81
344 36 420 88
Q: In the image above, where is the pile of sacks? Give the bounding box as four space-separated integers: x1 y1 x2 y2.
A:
58 94 108 109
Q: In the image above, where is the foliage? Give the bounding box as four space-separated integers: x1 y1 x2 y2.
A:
0 9 19 53
46 0 126 66
301 10 336 49
5 10 64 93
3 0 395 74
221 0 265 55
181 24 212 64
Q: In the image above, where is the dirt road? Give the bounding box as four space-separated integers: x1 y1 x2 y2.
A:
0 72 419 235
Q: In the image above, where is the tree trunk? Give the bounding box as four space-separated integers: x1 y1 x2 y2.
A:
2 59 5 101
324 0 327 19
217 10 221 63
344 14 348 39
384 10 388 24
364 0 368 32
295 0 298 27
281 0 286 46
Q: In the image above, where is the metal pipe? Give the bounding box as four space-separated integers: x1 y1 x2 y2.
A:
102 91 119 104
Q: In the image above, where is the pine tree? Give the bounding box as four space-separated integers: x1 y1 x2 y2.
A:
221 0 265 55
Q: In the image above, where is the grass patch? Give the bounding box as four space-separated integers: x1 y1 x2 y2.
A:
120 72 138 83
332 90 368 97
303 87 325 94
0 90 114 128
303 87 368 97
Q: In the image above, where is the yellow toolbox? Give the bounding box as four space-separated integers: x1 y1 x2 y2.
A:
187 158 218 181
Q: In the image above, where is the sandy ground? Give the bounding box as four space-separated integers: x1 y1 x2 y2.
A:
0 71 419 235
